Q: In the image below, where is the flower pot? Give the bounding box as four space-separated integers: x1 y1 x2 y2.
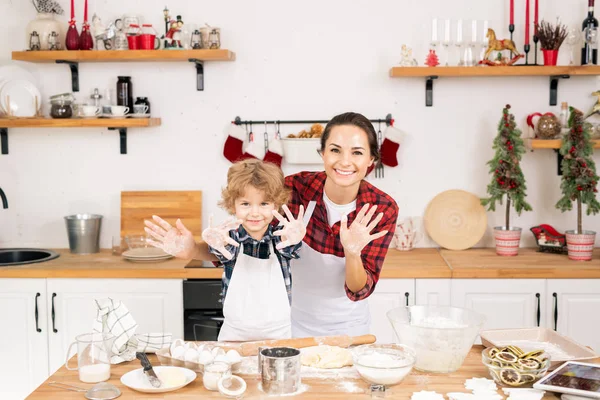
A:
26 13 63 50
542 49 559 66
494 227 522 256
565 230 596 261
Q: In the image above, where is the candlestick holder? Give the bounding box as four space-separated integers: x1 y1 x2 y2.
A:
509 24 515 57
533 34 539 65
524 44 531 65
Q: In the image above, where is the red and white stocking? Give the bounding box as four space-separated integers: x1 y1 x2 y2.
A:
240 133 262 161
222 123 247 163
263 137 284 167
380 126 404 167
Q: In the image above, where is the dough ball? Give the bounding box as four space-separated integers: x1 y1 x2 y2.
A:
158 368 187 387
300 345 353 369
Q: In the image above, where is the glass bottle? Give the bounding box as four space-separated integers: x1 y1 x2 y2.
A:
582 0 599 65
116 76 133 108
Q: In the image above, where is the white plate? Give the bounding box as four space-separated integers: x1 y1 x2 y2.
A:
129 113 151 118
122 248 171 258
120 366 196 393
0 79 41 117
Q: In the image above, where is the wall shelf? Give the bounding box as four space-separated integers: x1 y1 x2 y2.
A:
0 117 161 155
12 49 236 91
528 139 600 150
389 66 600 107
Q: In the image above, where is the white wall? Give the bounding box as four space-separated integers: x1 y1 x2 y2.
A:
1 0 599 249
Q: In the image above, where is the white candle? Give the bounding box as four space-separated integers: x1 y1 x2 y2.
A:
444 19 451 43
471 20 477 42
431 18 438 42
482 20 489 44
456 19 463 43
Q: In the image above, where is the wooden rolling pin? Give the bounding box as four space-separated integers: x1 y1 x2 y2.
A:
238 334 376 356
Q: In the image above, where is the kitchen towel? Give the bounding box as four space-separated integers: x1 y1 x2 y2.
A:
93 298 172 364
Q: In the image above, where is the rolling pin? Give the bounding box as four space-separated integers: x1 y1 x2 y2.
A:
238 334 376 356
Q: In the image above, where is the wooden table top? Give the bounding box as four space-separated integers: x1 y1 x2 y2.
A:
26 345 565 399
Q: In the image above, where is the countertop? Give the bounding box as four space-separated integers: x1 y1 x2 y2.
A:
26 345 564 399
2 248 600 279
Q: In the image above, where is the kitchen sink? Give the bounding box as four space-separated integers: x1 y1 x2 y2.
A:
0 249 60 266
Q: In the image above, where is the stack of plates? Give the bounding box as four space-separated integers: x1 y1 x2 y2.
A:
122 247 173 262
0 65 41 117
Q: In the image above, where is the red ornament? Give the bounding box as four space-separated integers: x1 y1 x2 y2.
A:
577 185 583 191
425 50 440 67
570 146 576 154
582 162 587 168
65 0 79 50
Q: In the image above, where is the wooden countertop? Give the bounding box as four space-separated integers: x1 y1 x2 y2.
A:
27 345 563 399
2 247 599 279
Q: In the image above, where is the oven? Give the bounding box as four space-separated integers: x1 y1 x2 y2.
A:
183 279 224 341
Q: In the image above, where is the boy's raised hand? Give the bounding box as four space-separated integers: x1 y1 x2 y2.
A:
201 215 243 260
145 215 197 259
272 204 306 250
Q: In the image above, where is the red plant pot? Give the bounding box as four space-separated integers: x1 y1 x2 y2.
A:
542 49 559 66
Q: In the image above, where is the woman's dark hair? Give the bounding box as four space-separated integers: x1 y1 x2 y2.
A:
320 112 380 162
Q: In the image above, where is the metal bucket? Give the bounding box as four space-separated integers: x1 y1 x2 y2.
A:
260 347 301 395
64 214 102 254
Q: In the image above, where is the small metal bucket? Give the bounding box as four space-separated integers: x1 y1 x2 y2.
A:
64 214 102 254
260 347 301 395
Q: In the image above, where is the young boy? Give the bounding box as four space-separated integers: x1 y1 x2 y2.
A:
205 159 306 341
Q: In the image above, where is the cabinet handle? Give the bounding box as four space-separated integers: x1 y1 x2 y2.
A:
34 293 41 333
553 292 558 331
51 293 58 333
535 293 541 327
405 292 410 306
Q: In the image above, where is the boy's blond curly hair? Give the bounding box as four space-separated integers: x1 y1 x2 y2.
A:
219 159 291 214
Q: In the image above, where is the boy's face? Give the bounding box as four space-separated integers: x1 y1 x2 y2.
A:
234 185 276 238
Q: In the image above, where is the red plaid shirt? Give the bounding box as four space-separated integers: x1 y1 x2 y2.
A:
284 171 398 301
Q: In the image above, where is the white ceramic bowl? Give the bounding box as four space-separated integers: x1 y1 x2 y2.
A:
351 344 415 386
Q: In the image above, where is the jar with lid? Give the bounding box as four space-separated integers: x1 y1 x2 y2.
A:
116 76 133 108
135 97 151 115
203 362 231 391
49 93 75 119
126 24 141 50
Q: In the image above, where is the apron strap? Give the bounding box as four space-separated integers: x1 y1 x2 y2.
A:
303 201 317 226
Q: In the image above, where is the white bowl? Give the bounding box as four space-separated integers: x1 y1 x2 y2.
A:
351 344 415 386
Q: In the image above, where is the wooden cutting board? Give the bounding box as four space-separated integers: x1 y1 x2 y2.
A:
120 191 203 240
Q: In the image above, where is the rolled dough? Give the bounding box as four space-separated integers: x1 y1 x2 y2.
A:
300 345 353 369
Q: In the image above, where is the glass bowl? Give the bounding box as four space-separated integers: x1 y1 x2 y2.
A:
124 235 152 250
482 346 550 387
351 344 415 387
387 305 486 373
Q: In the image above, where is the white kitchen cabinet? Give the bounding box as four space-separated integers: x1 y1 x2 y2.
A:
415 279 451 306
451 279 546 343
46 279 183 375
547 279 600 353
369 279 415 343
0 279 49 400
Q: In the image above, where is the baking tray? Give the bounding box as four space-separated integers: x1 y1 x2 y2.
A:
480 327 598 369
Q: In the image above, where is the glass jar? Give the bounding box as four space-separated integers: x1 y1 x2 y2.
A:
203 362 231 391
116 76 133 108
49 99 73 119
135 97 151 115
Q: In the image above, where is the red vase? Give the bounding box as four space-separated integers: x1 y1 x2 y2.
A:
66 24 80 50
79 26 93 50
542 49 559 66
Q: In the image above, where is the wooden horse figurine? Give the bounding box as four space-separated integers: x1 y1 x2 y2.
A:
484 28 521 60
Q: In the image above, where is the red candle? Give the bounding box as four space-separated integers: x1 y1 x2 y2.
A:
525 0 530 45
70 0 74 19
510 0 515 25
84 0 88 22
534 0 539 34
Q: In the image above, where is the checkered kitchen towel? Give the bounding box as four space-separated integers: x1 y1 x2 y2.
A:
93 298 172 364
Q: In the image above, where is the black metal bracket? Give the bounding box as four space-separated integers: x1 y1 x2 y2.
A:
189 59 204 91
108 127 128 154
549 75 569 106
56 61 79 92
0 128 7 155
426 76 438 107
554 149 564 176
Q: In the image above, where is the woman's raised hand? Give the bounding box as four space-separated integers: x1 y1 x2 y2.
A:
272 204 306 250
200 215 243 260
340 204 388 256
145 215 198 259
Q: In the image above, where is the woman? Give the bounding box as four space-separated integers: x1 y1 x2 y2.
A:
145 112 398 337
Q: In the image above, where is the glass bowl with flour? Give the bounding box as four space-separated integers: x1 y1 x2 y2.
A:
351 344 416 387
387 306 485 373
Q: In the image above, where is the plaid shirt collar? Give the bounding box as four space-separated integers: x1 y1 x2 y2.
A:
235 224 275 247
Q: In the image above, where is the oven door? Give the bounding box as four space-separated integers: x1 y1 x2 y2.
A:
184 311 224 341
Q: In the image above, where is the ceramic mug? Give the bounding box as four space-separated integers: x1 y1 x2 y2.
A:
79 105 101 117
395 231 423 251
110 105 129 116
133 104 148 114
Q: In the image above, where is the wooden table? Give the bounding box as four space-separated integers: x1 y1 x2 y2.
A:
27 346 565 399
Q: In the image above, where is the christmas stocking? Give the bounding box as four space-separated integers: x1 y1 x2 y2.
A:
380 126 404 167
263 137 284 167
239 133 262 161
223 123 247 163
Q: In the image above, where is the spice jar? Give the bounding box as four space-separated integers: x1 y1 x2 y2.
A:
49 93 76 119
203 362 231 391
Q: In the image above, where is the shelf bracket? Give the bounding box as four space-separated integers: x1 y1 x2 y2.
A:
0 128 7 155
549 75 569 106
426 76 438 107
188 59 204 91
56 60 79 92
108 127 127 154
554 149 564 176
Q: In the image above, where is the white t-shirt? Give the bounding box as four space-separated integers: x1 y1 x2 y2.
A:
323 192 357 227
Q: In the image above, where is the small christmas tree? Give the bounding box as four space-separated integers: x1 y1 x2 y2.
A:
481 105 532 229
425 50 440 67
555 107 600 233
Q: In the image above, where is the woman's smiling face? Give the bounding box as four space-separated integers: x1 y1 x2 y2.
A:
321 125 374 189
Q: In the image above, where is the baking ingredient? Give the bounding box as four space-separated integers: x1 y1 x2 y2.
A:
483 345 549 386
171 346 185 361
301 345 353 369
226 349 242 363
203 362 231 391
79 363 110 383
494 340 571 360
198 349 214 365
157 368 187 387
355 352 413 385
184 348 199 363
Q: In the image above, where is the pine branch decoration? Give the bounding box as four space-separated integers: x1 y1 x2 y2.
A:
535 20 568 50
481 105 532 229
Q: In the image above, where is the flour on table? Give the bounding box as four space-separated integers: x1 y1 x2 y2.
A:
300 345 353 369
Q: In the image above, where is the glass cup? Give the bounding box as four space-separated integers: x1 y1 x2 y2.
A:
112 236 124 256
65 332 115 383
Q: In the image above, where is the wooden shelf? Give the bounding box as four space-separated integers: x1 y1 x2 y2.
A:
389 66 600 107
0 118 161 155
528 139 600 149
12 49 235 63
12 50 235 92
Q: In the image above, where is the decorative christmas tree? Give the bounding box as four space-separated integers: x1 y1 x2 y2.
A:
425 50 440 67
555 107 600 234
481 105 532 230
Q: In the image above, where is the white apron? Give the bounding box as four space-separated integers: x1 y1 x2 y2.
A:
291 201 371 338
218 242 291 341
